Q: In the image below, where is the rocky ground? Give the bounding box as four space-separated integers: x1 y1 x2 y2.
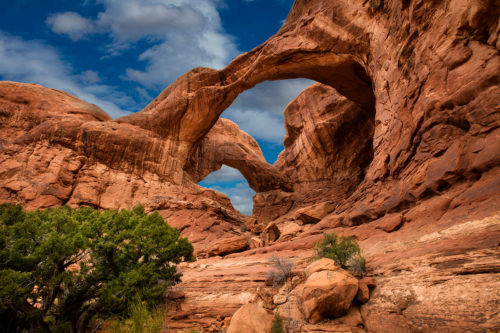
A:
166 193 500 332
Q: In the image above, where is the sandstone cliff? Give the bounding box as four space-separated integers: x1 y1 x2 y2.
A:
1 0 500 331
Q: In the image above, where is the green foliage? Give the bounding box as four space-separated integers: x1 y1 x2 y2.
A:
314 233 365 271
108 298 164 333
0 204 194 333
271 311 284 333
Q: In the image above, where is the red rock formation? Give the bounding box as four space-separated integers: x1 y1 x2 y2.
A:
114 0 499 227
277 84 374 202
0 0 499 331
0 82 256 253
160 0 499 330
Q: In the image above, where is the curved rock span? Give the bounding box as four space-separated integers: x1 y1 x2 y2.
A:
0 0 500 331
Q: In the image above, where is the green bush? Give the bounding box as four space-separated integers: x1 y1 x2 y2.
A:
0 204 194 333
314 233 365 272
271 312 284 333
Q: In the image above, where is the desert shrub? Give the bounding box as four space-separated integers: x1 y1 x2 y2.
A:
0 204 194 333
267 256 293 287
108 298 164 333
314 233 365 272
348 254 367 276
271 312 284 333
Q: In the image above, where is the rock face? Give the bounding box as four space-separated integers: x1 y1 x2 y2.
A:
0 0 499 332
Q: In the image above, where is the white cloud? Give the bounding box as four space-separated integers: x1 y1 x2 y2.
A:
200 166 255 215
47 0 238 89
222 109 286 143
95 1 206 41
79 70 101 84
230 79 314 116
120 0 237 88
46 12 95 41
222 79 314 144
0 31 132 118
210 182 255 215
200 165 246 184
227 182 255 215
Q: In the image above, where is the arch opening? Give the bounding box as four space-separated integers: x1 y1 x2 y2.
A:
190 66 376 218
222 78 315 164
199 165 255 216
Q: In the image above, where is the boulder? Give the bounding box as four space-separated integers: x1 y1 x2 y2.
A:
361 277 376 289
207 235 248 257
256 287 275 310
249 236 264 249
167 289 185 300
299 270 359 323
374 213 404 233
294 202 336 224
305 258 340 278
279 221 304 241
273 294 288 305
245 218 265 234
262 222 280 244
335 306 364 327
357 282 370 303
357 276 376 303
226 303 273 333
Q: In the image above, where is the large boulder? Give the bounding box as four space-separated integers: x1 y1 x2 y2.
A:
305 258 340 277
261 222 281 244
226 303 273 333
207 235 249 257
373 213 404 233
294 201 336 224
299 269 359 323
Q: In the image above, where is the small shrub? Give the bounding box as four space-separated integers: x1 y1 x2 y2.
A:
106 298 165 333
130 300 164 333
271 312 284 333
314 233 365 272
267 256 293 287
348 254 367 276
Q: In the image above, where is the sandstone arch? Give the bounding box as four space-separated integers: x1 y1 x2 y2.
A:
116 0 377 181
185 118 291 193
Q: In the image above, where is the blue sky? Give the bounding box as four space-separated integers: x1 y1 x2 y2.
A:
0 0 313 214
